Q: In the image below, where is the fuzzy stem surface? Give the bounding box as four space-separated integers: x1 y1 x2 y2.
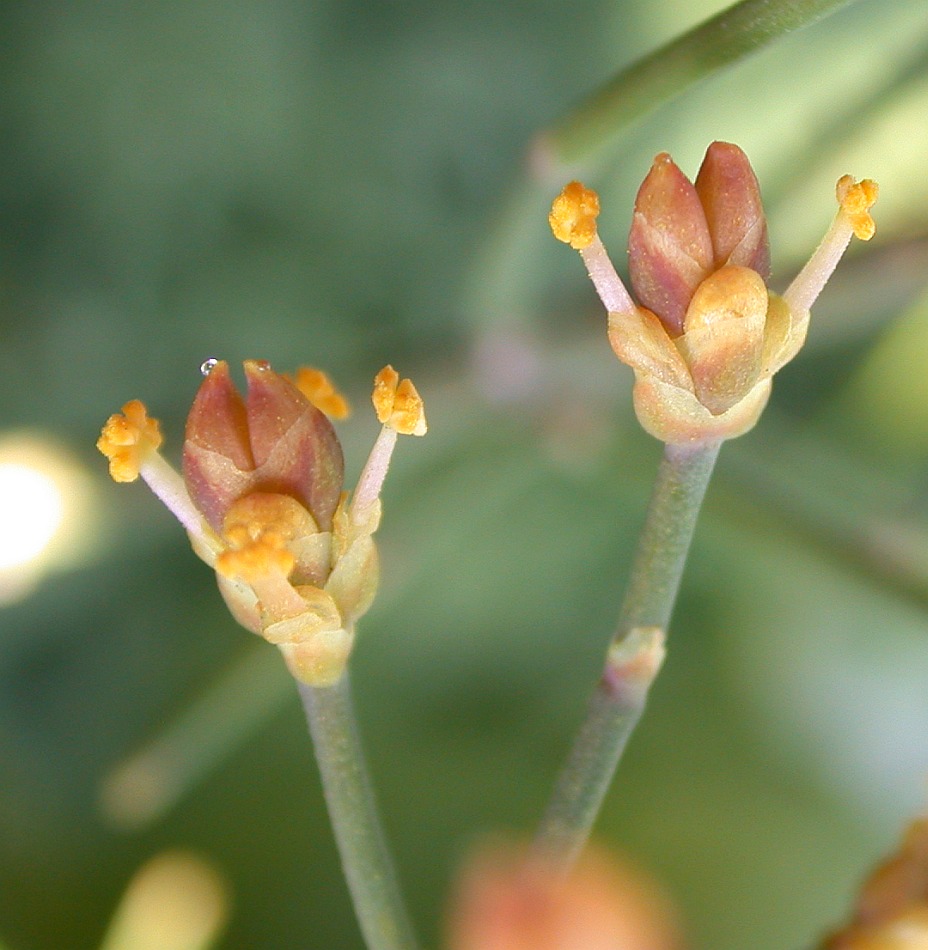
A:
299 674 418 950
536 440 721 867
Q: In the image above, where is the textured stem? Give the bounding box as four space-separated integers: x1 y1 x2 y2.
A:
299 674 418 950
536 440 721 867
616 441 721 634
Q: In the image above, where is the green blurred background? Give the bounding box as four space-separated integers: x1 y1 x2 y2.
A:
2 0 928 947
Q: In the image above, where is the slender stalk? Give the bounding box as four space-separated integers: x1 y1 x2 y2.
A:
139 451 216 546
536 439 721 868
351 425 398 525
298 673 418 950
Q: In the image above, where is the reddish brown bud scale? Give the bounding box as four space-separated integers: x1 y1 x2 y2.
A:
182 362 254 528
628 153 714 336
694 141 770 278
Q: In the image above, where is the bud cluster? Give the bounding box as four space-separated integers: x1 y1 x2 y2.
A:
98 361 425 686
550 142 877 444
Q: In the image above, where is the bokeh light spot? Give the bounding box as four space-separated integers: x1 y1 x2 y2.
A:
0 463 65 570
0 433 98 604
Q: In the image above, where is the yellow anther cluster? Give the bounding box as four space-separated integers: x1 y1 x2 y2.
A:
836 175 879 241
289 367 351 420
215 495 307 582
216 523 295 582
549 181 601 250
96 400 163 483
372 366 427 436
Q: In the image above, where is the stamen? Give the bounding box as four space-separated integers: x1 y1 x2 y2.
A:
783 175 879 316
549 182 600 250
216 537 294 583
549 182 637 315
580 236 638 316
836 175 878 241
351 425 398 526
289 367 351 420
248 568 314 626
217 525 295 584
372 366 427 436
98 400 219 551
139 452 221 550
97 400 163 483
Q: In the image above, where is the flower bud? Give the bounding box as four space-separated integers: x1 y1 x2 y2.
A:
183 360 344 533
100 358 426 686
447 842 682 950
552 141 875 444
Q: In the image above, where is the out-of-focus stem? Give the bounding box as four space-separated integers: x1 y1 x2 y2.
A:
465 0 854 337
536 440 721 868
100 644 287 830
539 0 855 167
299 674 419 950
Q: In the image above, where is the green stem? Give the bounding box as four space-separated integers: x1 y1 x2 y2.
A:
536 440 721 867
540 0 855 167
298 673 418 950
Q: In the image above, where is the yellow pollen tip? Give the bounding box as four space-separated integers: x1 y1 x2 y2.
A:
549 181 601 250
216 528 295 583
372 365 427 436
96 399 163 483
288 367 351 420
836 175 879 241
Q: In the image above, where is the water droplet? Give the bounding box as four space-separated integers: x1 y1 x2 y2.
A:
200 358 219 377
